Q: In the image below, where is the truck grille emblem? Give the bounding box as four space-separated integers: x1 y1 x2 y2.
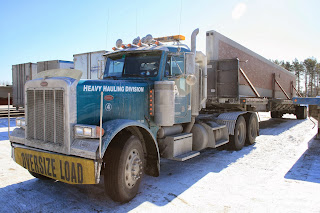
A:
104 95 114 101
40 81 48 87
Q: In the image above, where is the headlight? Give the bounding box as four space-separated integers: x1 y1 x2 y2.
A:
83 128 92 136
74 124 104 139
16 118 26 129
75 126 84 135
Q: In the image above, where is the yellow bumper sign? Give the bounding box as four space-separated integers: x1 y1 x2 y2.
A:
14 147 96 184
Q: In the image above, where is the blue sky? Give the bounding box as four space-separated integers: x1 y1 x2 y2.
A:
1 0 319 83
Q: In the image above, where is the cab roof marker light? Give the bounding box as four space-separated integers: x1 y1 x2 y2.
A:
121 44 127 49
127 44 138 48
140 43 148 47
155 40 163 46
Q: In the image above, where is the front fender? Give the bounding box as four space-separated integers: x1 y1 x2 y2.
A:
101 119 159 160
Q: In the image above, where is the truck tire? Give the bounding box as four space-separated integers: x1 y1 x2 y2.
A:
229 116 246 150
29 171 52 180
296 106 307 119
104 134 144 203
246 113 258 145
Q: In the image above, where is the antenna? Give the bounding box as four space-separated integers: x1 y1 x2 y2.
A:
178 0 183 50
136 8 138 37
178 0 182 36
106 9 110 50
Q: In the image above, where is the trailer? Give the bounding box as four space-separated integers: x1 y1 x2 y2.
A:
12 63 37 109
205 30 304 118
10 29 306 203
37 60 74 72
73 50 107 80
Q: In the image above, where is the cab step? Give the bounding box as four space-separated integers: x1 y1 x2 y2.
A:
215 139 229 148
158 133 200 161
173 151 200 161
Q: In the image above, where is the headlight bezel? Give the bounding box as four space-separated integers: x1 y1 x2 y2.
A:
74 124 104 139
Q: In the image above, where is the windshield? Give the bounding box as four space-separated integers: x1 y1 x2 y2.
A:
104 52 161 78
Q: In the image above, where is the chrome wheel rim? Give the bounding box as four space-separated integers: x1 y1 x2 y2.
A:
124 148 143 189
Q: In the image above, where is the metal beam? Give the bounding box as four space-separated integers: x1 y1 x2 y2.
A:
292 84 302 97
239 68 260 97
275 78 290 100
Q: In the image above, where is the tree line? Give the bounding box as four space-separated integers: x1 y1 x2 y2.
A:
272 57 320 97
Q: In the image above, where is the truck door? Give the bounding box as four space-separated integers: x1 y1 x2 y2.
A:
164 53 191 124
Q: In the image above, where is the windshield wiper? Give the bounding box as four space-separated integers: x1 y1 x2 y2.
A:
122 73 151 80
104 76 118 80
122 74 143 77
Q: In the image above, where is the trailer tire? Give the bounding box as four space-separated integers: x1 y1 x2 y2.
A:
104 134 144 203
246 113 258 145
296 106 307 119
229 116 246 150
29 171 52 180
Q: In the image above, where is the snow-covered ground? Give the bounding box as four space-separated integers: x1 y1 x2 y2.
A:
0 113 320 212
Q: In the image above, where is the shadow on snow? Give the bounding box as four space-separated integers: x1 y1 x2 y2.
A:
0 146 255 211
0 117 306 210
285 136 320 184
259 117 305 136
0 118 16 141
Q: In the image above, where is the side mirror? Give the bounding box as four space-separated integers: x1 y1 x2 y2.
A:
186 74 197 85
185 52 195 75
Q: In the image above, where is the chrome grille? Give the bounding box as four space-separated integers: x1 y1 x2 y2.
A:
26 89 64 145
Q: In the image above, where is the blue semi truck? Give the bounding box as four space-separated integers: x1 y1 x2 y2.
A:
10 29 307 202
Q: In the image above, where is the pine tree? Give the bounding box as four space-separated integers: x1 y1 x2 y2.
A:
303 58 317 97
292 59 304 93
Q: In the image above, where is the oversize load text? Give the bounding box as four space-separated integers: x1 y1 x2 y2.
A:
20 152 84 183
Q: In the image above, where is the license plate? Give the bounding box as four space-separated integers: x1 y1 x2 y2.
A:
14 147 96 184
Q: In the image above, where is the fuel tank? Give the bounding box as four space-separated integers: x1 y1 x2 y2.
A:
77 79 150 125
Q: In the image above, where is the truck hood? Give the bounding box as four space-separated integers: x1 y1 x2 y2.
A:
76 79 150 125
